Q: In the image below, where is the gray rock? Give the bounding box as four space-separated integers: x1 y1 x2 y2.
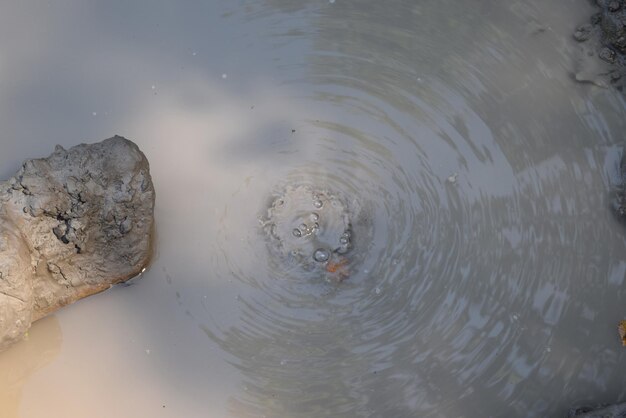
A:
0 136 155 351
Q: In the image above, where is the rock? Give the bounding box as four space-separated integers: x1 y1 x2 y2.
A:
0 136 155 351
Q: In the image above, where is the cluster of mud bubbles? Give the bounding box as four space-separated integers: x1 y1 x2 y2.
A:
262 185 354 281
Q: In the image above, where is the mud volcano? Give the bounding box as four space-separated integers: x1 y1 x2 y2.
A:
263 185 353 277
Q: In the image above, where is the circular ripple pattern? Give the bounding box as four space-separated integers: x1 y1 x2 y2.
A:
205 2 626 417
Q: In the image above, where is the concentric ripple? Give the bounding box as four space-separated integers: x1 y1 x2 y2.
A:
200 1 626 417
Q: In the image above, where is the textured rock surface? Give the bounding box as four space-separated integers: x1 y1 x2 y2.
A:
0 136 155 351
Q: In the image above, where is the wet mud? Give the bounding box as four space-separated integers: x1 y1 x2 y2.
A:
573 0 626 88
261 185 354 279
612 154 626 220
569 402 626 417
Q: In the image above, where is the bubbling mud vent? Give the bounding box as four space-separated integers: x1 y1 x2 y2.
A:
261 185 358 281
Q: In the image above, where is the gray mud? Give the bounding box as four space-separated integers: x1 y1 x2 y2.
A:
569 402 626 417
573 0 626 88
262 185 354 278
0 137 155 351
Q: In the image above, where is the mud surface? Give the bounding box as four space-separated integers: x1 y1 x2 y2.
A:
573 0 626 88
612 154 626 220
569 401 626 417
2 1 626 417
0 137 155 351
262 185 356 279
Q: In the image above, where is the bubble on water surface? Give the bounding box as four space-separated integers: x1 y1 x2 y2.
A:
336 245 349 254
262 185 359 273
313 248 330 262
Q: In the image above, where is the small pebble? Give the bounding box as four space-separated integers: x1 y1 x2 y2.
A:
292 228 302 237
314 200 323 209
310 213 319 222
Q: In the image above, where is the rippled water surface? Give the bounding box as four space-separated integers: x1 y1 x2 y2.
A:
2 0 626 417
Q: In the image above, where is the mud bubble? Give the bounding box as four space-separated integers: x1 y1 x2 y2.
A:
262 185 353 275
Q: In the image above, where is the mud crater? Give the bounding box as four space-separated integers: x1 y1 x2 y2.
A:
262 185 355 278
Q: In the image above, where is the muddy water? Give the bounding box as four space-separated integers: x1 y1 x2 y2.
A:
2 0 626 417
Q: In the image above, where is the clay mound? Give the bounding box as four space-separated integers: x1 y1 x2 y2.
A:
0 136 155 351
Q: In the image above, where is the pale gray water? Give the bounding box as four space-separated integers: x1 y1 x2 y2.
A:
2 0 626 417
